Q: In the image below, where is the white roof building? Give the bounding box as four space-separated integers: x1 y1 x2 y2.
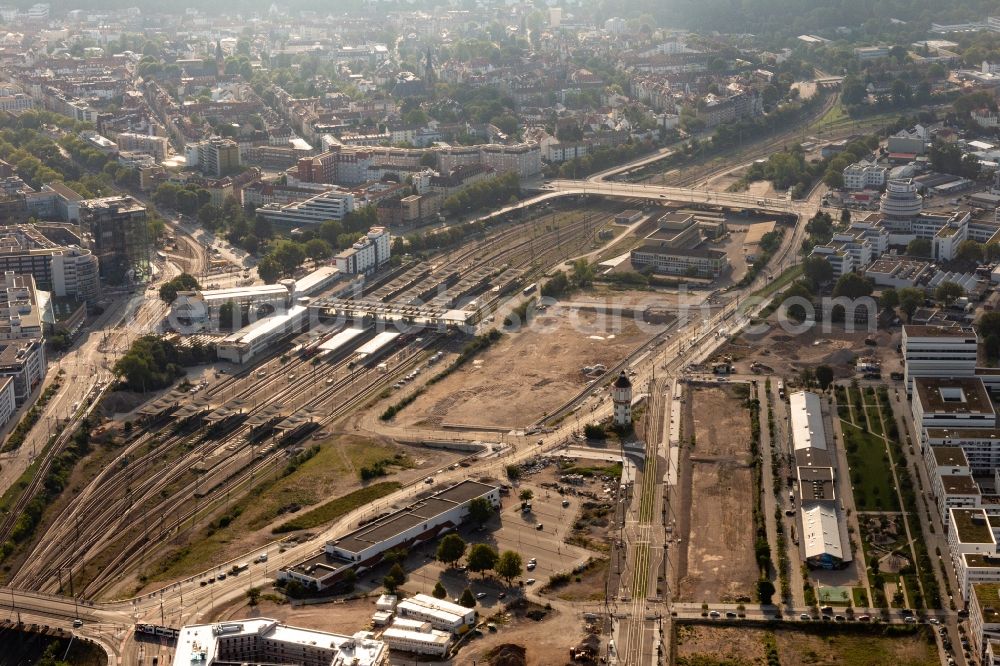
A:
171 618 387 666
790 390 827 451
801 503 845 564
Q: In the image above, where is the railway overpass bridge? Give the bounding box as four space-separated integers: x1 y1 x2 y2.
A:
536 178 813 215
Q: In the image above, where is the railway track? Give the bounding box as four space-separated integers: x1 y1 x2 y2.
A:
14 336 439 595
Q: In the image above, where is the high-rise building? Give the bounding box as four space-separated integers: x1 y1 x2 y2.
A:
186 136 240 177
80 196 151 285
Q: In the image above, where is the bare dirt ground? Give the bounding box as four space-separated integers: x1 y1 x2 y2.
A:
458 600 588 666
723 323 901 382
395 310 663 429
675 623 767 665
675 624 938 666
677 383 758 603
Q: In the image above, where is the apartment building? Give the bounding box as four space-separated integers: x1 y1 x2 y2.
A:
843 160 888 190
186 136 240 177
334 226 391 275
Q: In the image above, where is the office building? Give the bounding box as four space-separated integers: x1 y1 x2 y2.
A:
257 189 356 226
0 226 100 306
395 594 476 633
630 244 728 278
0 338 45 404
902 325 978 393
80 196 151 285
171 619 387 666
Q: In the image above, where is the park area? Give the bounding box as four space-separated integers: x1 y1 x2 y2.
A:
675 623 938 666
835 385 900 512
676 383 759 603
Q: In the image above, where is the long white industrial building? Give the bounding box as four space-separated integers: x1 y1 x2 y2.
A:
790 390 849 569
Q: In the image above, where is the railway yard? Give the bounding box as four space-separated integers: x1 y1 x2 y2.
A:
0 196 648 606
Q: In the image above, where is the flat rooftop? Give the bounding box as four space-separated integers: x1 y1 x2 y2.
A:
952 508 994 544
974 583 1000 624
941 474 981 496
926 428 1000 440
932 445 970 467
914 376 994 416
798 466 836 501
327 480 497 557
172 618 386 666
903 324 975 338
963 553 1000 568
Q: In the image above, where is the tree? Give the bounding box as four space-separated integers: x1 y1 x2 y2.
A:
246 586 261 606
802 256 833 288
158 272 200 303
270 240 306 275
814 365 834 391
518 489 534 504
880 288 899 311
570 259 594 288
935 281 965 306
459 587 477 608
495 550 523 585
432 581 448 599
757 579 775 605
468 497 494 524
782 279 815 322
505 464 521 480
906 238 932 258
898 287 924 322
437 533 467 566
467 543 499 578
304 237 332 260
956 240 984 264
383 562 407 592
832 273 873 299
978 311 1000 351
257 256 282 283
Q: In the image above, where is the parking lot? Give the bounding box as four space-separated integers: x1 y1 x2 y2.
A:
397 465 597 607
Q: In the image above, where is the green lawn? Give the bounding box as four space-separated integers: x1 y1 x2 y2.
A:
842 422 900 512
273 481 401 533
865 406 884 436
853 586 870 607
